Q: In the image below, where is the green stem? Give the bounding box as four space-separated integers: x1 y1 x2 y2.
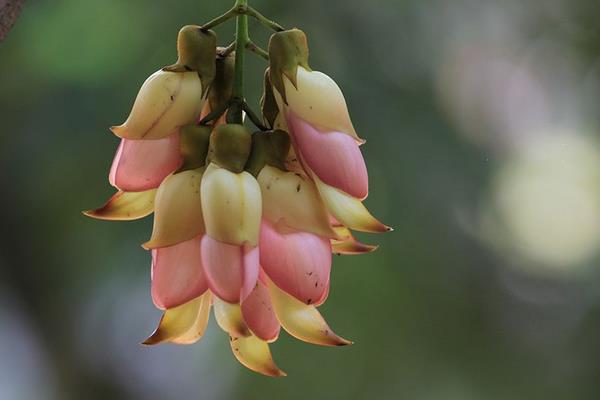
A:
200 5 238 30
246 39 269 60
245 6 285 32
231 0 248 124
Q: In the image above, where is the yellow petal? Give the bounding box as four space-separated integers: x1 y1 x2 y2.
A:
111 70 204 140
331 225 379 255
143 292 211 345
143 168 205 249
266 277 352 347
315 178 391 233
201 163 262 246
258 165 338 239
83 190 155 221
213 297 250 338
230 334 287 377
274 67 363 143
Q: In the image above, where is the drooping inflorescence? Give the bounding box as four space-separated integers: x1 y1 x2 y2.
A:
84 1 391 377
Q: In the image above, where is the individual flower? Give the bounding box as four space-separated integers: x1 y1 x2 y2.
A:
267 29 390 234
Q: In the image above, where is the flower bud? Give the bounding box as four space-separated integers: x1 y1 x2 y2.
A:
268 29 311 104
245 129 290 177
178 124 212 172
111 70 204 140
164 25 217 96
200 163 262 246
208 49 235 113
208 124 252 173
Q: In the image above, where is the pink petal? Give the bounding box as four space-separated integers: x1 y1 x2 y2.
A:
200 236 259 303
259 220 331 305
287 111 368 199
151 236 207 310
241 281 280 342
109 133 182 191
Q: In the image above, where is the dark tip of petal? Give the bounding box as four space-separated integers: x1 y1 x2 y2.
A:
141 332 165 346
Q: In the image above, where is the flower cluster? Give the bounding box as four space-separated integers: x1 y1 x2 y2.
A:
85 19 390 376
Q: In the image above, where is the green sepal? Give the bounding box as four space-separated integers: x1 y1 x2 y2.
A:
176 124 212 173
260 68 279 128
268 29 311 104
245 130 291 177
208 124 252 173
163 25 217 98
208 49 235 114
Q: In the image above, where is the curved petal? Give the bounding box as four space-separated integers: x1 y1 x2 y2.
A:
111 70 204 140
260 220 331 305
143 292 211 345
257 165 337 238
266 277 352 346
213 297 250 337
315 178 391 233
280 67 362 142
143 168 205 249
151 236 207 310
241 281 280 342
230 334 286 377
83 189 156 221
109 134 182 191
201 236 259 304
201 163 262 246
331 225 379 255
287 112 368 199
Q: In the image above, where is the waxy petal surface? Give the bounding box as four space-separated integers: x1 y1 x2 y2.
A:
241 281 280 342
109 134 182 192
287 112 368 199
111 70 204 140
267 277 352 346
83 190 156 221
144 168 204 249
258 165 337 238
260 221 331 305
331 225 379 255
201 236 259 304
315 178 390 233
151 236 207 310
201 163 262 246
143 292 211 345
213 297 250 337
229 334 286 377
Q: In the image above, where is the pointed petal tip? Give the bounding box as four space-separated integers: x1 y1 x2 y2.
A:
141 332 165 346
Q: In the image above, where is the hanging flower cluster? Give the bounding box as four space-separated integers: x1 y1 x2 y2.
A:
85 3 390 377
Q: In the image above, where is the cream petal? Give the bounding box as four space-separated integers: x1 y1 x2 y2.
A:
151 236 208 310
241 281 280 342
111 70 204 140
275 67 362 143
257 165 337 238
314 178 391 233
143 292 211 345
229 334 286 377
143 168 205 249
266 277 352 346
331 225 379 255
83 190 155 221
109 134 182 191
201 163 262 246
213 297 250 337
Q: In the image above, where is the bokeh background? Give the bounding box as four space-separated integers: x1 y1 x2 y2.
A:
2 0 600 398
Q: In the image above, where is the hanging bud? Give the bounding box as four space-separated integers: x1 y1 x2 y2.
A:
164 25 217 97
110 70 205 140
260 69 279 128
245 129 290 177
207 124 252 173
177 124 212 173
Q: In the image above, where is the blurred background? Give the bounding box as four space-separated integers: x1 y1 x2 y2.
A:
1 0 600 398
